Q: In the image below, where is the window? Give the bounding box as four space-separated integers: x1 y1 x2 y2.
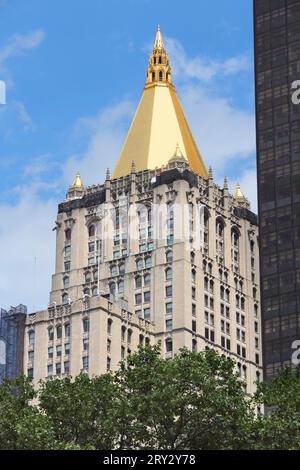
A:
64 245 71 257
83 338 89 351
48 328 54 341
65 343 70 355
121 326 126 342
107 338 111 353
111 265 117 276
166 302 173 314
64 361 70 374
191 269 196 283
136 259 143 270
56 325 62 340
135 276 142 288
192 320 197 333
109 283 116 296
192 303 196 316
166 319 172 331
144 308 150 320
88 242 95 253
107 357 111 372
144 273 151 286
135 293 142 305
28 330 35 346
107 319 113 335
135 309 142 318
64 261 70 272
121 346 125 359
27 368 34 379
82 356 89 371
159 70 163 81
28 350 34 362
92 286 98 296
65 228 71 241
56 345 62 357
166 251 173 263
63 276 69 289
127 329 132 344
166 338 173 353
119 263 125 274
62 293 68 305
118 280 124 293
64 323 70 337
165 268 172 281
56 363 61 376
83 288 90 298
47 365 53 377
85 272 92 283
88 225 95 237
145 256 152 268
166 285 172 298
83 318 89 333
192 287 196 299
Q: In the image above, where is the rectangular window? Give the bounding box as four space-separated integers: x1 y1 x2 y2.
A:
89 242 95 253
65 343 70 355
64 361 70 374
64 261 70 272
135 293 142 305
192 287 196 299
82 356 89 371
166 286 172 298
47 364 53 377
56 345 62 357
28 351 34 362
56 363 61 375
83 318 89 333
166 319 173 331
192 320 197 332
83 338 89 351
64 245 71 257
144 291 151 303
144 308 150 320
192 303 196 316
166 302 173 314
48 346 54 359
107 357 111 371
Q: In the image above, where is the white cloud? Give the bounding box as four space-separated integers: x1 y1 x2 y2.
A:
0 183 57 311
165 37 251 82
63 100 134 186
0 29 45 73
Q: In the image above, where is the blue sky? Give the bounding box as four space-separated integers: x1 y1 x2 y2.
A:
0 0 256 310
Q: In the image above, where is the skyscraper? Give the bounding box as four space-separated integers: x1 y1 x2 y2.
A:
24 27 262 392
254 0 300 380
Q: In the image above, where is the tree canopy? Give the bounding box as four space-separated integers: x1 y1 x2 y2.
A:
0 346 299 450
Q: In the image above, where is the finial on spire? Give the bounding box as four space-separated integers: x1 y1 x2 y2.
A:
208 166 213 180
154 24 164 50
233 181 245 199
71 171 84 189
106 168 111 180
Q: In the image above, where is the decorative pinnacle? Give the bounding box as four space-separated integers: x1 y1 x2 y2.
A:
208 166 213 180
106 168 111 180
131 160 136 174
154 24 164 50
233 181 245 200
224 176 228 191
71 171 84 189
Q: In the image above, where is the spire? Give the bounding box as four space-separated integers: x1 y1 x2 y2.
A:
145 25 172 86
106 168 111 181
71 171 84 189
233 181 245 200
223 176 228 191
154 24 164 50
112 27 208 180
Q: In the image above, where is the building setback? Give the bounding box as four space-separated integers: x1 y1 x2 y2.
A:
24 27 263 393
0 304 27 382
254 0 300 380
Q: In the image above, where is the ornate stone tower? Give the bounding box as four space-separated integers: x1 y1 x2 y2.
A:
24 27 262 393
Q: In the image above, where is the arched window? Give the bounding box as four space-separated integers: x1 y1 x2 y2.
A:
145 256 152 268
28 330 35 345
64 323 70 337
93 270 98 282
83 288 90 297
159 70 163 81
144 273 151 286
85 272 92 283
152 71 155 81
63 276 69 289
165 268 172 281
88 225 95 237
236 294 240 308
136 259 143 270
231 228 240 272
135 276 142 288
111 265 117 276
92 286 98 296
139 334 144 346
191 269 196 283
56 324 62 339
65 228 71 241
241 297 245 311
62 293 68 305
48 327 54 341
121 325 126 341
204 277 209 291
203 208 209 253
166 250 173 263
107 319 113 335
159 56 162 64
209 280 214 293
216 218 225 263
118 280 124 293
109 282 116 296
253 287 257 299
119 263 125 274
127 329 132 344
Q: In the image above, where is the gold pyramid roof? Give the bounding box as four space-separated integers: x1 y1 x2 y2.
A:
71 171 84 189
112 26 208 179
233 182 245 199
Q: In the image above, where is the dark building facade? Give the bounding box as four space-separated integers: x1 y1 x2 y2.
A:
0 305 27 382
254 0 300 380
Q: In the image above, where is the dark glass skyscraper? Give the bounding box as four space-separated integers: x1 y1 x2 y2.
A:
254 0 300 380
